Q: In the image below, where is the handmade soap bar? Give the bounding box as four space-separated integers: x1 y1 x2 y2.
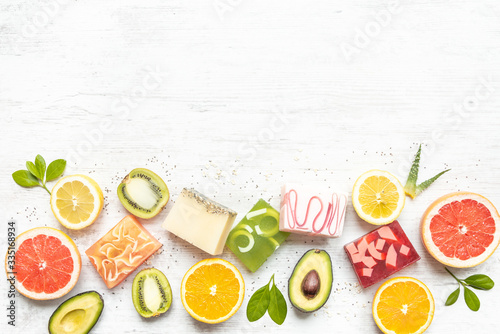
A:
162 188 237 255
86 215 162 289
226 199 289 272
344 221 420 288
279 184 348 237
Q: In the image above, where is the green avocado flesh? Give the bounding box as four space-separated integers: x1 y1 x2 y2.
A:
48 291 104 334
132 268 172 318
117 168 169 219
288 249 333 313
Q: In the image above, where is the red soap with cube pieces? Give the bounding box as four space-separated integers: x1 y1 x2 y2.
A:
344 221 420 288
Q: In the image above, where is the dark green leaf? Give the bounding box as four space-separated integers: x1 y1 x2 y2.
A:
445 287 460 306
12 170 40 187
464 287 480 311
464 274 494 291
46 159 66 182
268 283 287 325
26 161 42 180
35 155 46 182
247 284 270 322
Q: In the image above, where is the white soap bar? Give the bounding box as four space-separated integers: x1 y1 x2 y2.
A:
162 188 237 255
279 184 348 237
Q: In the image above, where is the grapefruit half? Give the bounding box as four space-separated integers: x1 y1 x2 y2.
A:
6 227 81 300
421 192 500 268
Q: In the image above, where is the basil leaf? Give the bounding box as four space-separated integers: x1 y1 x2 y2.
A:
464 287 480 311
268 283 287 325
35 155 46 181
46 159 66 181
26 161 42 180
464 274 495 291
445 287 460 306
247 285 270 322
12 170 40 187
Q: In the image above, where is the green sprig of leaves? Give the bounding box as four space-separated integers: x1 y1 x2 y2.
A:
404 144 450 199
247 274 287 325
12 155 66 195
445 267 494 312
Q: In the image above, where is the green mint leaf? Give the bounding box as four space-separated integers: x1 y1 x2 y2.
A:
464 274 494 291
12 170 40 187
464 287 480 311
247 284 271 322
268 283 287 325
415 169 451 196
46 159 66 182
26 161 43 180
35 155 47 182
445 287 460 306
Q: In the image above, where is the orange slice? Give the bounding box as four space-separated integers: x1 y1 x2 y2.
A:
373 277 434 334
50 175 103 230
421 192 500 268
5 227 81 300
180 258 244 324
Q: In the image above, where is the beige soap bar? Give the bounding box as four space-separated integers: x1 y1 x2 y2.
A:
162 188 237 255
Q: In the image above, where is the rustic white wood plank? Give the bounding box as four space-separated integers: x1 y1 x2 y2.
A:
2 0 500 333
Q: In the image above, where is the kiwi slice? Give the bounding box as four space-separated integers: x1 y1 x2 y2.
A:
132 268 172 318
117 168 169 219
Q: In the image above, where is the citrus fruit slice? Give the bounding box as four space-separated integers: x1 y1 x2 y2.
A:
5 227 81 300
421 192 500 268
50 175 104 230
352 170 405 225
373 277 434 334
180 258 244 324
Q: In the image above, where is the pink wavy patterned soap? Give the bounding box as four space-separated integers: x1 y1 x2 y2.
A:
344 221 420 288
86 215 162 289
279 184 348 237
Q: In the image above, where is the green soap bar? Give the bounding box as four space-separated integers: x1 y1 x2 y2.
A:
226 199 289 272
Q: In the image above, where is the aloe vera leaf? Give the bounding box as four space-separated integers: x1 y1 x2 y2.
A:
404 144 422 199
415 169 451 197
404 144 450 199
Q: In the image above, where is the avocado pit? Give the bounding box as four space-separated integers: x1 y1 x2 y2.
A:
301 270 320 299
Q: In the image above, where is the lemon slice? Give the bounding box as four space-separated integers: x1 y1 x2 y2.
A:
352 170 405 225
50 175 104 230
373 277 434 334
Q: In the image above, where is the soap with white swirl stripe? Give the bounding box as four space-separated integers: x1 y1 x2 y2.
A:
226 199 289 272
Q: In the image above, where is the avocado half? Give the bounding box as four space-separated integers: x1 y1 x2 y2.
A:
288 249 333 313
48 291 104 334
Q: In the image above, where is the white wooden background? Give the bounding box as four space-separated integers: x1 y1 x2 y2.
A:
2 0 500 333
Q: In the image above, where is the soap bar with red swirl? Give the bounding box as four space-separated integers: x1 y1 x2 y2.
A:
85 215 162 289
344 221 420 288
279 184 348 237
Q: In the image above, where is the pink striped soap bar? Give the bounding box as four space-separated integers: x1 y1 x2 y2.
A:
279 184 348 237
344 221 420 288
